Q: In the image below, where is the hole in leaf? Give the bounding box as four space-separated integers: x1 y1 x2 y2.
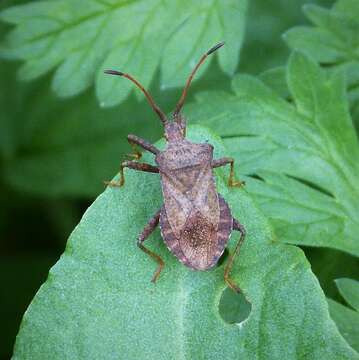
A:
216 248 229 267
219 287 252 324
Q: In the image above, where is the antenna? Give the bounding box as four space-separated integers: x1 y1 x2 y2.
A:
173 41 224 118
104 70 168 125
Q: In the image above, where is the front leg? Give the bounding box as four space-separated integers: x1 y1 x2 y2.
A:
212 157 245 188
127 134 160 159
105 161 159 187
137 209 164 283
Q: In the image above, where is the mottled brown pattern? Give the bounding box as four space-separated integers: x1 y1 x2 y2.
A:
160 195 232 270
105 42 246 292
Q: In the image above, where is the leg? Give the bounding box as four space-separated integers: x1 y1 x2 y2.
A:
137 209 164 283
212 157 245 188
105 160 159 187
127 134 160 159
224 218 246 293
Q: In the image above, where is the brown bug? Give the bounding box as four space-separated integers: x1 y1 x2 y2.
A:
104 42 246 293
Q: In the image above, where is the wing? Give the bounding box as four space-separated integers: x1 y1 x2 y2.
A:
160 195 233 270
159 161 220 239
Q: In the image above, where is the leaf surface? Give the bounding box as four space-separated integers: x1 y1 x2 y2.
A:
328 299 359 353
328 278 359 352
12 126 357 360
336 278 359 311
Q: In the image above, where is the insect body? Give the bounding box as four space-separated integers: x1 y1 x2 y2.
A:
105 42 246 293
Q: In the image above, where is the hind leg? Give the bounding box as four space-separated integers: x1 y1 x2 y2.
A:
224 218 246 293
137 209 164 283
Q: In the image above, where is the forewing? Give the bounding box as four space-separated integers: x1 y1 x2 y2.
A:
190 163 219 224
160 195 232 270
160 162 220 238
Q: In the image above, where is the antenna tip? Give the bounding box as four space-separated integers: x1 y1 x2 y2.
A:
207 41 225 55
104 69 124 76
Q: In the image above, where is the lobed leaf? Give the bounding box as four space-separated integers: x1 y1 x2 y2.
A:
283 1 359 63
12 126 357 360
328 300 359 353
259 66 289 99
283 0 359 124
328 278 359 352
245 171 354 254
0 0 247 107
185 51 359 257
335 278 359 311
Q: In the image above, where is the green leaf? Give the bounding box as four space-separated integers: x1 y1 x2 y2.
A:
0 0 247 107
185 51 359 257
13 126 357 359
283 0 359 125
328 299 359 353
245 171 352 253
259 66 289 99
283 1 359 63
328 278 359 352
335 278 359 311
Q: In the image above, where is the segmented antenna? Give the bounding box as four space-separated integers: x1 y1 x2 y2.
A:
104 70 168 125
173 41 225 118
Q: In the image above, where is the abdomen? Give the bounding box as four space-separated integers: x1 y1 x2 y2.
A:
159 195 233 270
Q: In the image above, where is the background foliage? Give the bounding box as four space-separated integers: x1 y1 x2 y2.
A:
0 0 358 359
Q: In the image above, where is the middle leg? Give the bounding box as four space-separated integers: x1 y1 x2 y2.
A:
212 157 245 188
